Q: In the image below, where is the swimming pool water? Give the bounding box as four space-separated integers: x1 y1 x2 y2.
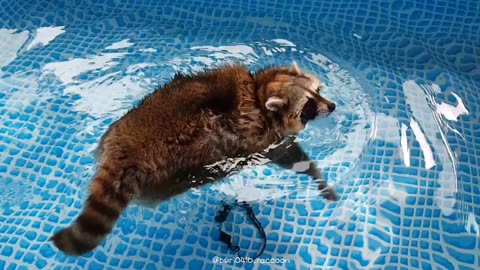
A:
0 0 479 269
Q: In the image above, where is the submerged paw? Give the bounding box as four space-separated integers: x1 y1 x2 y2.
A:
319 186 338 201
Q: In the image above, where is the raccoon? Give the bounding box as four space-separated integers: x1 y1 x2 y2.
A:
51 62 337 255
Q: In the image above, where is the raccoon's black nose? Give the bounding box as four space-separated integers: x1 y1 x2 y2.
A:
328 103 336 112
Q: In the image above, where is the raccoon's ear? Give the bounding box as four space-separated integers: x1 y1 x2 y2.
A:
265 96 287 111
290 61 301 73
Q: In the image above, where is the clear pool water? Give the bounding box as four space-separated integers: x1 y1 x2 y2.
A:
0 0 479 269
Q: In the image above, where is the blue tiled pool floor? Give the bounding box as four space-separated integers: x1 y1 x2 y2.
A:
0 0 479 269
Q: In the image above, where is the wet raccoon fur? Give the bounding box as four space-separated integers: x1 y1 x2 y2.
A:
51 62 337 255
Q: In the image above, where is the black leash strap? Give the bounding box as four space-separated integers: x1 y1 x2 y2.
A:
215 202 267 260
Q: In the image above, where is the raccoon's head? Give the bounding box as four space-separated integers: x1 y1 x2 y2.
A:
255 62 336 134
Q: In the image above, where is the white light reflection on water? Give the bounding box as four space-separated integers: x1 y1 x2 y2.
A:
402 80 470 216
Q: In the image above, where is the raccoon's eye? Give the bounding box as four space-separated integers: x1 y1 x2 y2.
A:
300 99 318 124
316 86 322 93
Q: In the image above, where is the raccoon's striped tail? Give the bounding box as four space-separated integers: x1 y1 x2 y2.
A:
50 164 134 256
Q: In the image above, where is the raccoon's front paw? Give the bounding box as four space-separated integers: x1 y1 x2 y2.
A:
317 182 338 201
320 187 337 201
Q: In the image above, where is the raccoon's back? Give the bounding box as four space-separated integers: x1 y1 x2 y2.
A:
96 65 254 164
120 77 240 141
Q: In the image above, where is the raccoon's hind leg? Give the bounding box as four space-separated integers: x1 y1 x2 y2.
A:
265 137 337 201
51 163 138 255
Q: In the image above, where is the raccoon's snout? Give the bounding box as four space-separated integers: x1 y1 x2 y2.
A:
328 103 336 112
317 102 336 116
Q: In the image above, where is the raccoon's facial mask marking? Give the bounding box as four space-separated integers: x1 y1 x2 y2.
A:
262 63 336 133
300 98 318 124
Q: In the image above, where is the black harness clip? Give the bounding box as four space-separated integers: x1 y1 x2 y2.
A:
214 202 267 260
